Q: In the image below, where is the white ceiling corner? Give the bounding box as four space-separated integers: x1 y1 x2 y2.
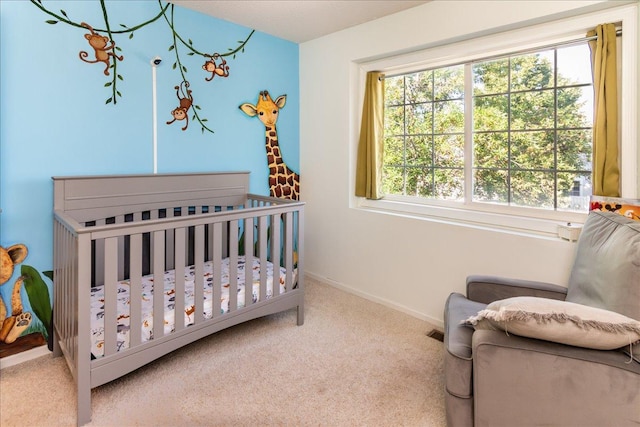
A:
169 1 430 43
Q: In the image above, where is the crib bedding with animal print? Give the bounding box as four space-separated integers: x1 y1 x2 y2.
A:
90 256 293 358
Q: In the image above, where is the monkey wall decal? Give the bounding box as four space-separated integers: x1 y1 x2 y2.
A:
78 22 123 76
31 3 255 131
166 81 193 131
202 53 230 81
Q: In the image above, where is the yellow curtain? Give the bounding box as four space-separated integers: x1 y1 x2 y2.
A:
355 71 385 199
588 23 619 197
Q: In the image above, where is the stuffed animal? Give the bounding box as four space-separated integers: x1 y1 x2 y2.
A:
0 244 32 344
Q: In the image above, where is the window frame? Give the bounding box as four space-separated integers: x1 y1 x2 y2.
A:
354 4 637 237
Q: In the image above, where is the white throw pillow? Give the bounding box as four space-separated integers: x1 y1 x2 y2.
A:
464 297 640 350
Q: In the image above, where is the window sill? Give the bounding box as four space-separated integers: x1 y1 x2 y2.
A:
356 197 586 241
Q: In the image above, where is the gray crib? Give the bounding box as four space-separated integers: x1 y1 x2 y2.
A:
51 172 304 426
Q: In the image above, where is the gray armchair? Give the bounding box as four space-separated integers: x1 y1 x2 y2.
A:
444 209 640 426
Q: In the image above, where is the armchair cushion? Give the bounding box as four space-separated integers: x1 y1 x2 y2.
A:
464 296 640 350
566 210 640 321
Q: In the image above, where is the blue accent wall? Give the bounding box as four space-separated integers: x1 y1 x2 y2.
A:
0 1 299 335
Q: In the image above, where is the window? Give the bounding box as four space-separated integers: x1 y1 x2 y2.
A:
383 43 594 213
357 5 637 235
384 65 466 201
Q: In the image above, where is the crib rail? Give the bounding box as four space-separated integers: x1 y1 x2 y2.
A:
54 198 302 344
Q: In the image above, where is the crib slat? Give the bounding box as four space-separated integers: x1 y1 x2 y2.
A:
228 220 239 312
152 230 165 340
271 214 281 297
174 227 186 331
211 222 222 318
129 233 142 348
77 233 92 426
70 229 77 361
244 217 254 307
258 215 268 302
57 223 67 352
194 224 204 324
182 207 191 265
53 221 70 358
284 211 294 292
104 237 118 356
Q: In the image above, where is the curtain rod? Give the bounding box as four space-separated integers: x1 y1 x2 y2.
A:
379 28 622 80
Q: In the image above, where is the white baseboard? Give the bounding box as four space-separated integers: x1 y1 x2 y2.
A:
0 345 51 370
304 272 445 330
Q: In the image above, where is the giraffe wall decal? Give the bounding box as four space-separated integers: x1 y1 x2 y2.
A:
239 90 300 200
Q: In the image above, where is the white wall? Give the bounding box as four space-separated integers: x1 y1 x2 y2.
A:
299 0 639 327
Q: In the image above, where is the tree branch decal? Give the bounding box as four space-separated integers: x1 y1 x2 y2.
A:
30 0 254 133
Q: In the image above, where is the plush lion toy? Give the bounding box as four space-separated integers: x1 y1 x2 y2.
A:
0 244 32 344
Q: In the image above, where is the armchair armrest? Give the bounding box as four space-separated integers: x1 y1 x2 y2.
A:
466 275 567 304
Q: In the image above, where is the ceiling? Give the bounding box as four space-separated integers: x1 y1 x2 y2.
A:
170 1 430 43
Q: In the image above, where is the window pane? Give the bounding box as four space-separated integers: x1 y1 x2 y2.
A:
510 90 555 130
406 72 433 104
474 132 508 168
510 130 554 170
434 66 464 100
406 103 432 134
434 135 464 168
474 95 508 131
406 167 433 197
473 169 508 203
510 170 555 209
385 76 405 106
557 129 592 170
557 86 593 128
406 135 432 166
557 44 592 86
435 168 464 200
384 105 404 135
434 100 464 133
511 50 554 91
473 58 509 96
382 165 405 194
557 172 592 211
384 136 404 167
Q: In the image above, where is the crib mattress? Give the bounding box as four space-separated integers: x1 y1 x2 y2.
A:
90 256 292 358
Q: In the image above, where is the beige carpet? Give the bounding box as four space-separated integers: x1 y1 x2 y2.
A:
0 279 446 426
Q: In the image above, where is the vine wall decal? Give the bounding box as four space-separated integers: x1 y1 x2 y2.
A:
30 0 254 134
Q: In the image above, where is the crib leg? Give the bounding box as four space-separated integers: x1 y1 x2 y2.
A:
77 386 91 427
297 300 305 326
77 359 92 426
52 328 62 357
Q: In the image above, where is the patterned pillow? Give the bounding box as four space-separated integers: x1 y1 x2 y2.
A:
590 196 640 221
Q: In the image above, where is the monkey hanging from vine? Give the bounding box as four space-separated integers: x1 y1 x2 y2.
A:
202 53 229 81
78 22 123 76
166 81 193 131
